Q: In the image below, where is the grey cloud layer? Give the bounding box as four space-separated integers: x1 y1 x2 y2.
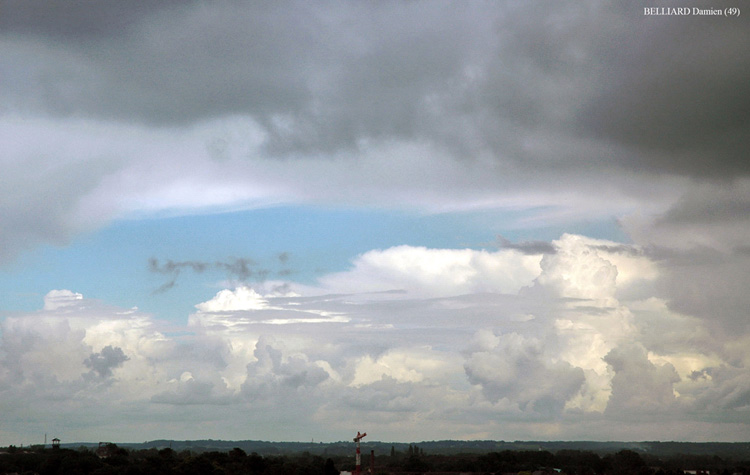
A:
3 1 746 176
2 0 747 269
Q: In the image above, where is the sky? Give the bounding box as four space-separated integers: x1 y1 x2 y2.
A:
1 0 749 445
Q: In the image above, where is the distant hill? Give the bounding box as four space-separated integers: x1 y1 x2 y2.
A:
59 439 750 460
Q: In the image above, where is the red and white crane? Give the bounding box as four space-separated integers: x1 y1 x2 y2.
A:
353 431 367 475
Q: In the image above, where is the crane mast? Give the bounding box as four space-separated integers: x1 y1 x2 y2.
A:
353 431 367 475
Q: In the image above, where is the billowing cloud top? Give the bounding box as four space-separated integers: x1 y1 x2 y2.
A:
2 236 750 443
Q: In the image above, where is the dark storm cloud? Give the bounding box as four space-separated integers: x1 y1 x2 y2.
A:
0 0 183 40
622 182 750 335
3 1 320 125
655 254 750 335
4 1 746 178
629 247 750 339
642 245 723 266
655 192 750 226
573 6 749 178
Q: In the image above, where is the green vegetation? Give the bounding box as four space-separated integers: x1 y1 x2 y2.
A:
0 446 341 475
1 442 750 475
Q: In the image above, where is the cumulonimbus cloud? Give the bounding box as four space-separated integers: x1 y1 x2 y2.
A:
2 234 748 442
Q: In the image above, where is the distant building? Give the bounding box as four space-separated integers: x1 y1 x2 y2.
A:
96 442 116 459
52 438 60 449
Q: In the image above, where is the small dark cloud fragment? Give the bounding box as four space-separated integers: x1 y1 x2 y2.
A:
589 243 642 256
497 235 556 255
148 258 208 274
277 252 290 264
148 256 285 293
149 258 210 294
215 257 257 281
152 277 178 295
271 282 293 295
689 369 711 381
84 345 129 379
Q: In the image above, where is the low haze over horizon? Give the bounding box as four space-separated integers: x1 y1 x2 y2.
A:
1 1 749 445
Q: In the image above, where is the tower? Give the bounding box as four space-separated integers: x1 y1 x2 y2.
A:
353 431 367 475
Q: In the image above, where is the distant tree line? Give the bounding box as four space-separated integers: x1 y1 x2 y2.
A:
1 444 749 475
381 449 750 475
0 446 339 475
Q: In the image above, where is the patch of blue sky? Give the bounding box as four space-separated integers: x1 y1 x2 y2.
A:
0 205 628 322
